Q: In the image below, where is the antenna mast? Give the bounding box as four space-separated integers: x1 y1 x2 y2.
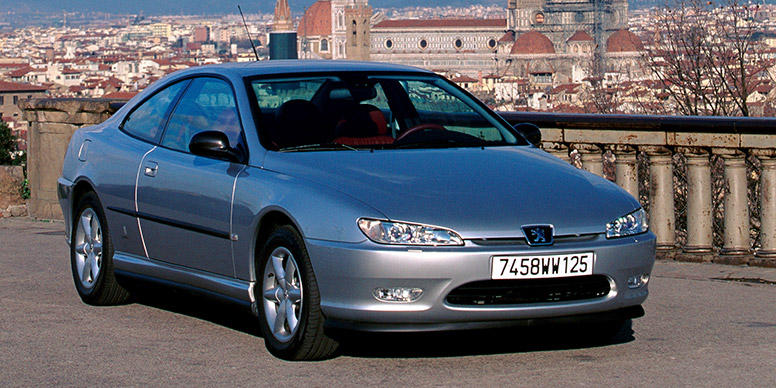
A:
238 5 260 61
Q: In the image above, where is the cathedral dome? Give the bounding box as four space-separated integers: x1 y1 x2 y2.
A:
510 31 555 55
606 29 644 53
567 30 594 43
297 0 332 37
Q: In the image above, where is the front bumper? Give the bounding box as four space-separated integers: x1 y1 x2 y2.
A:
307 232 656 331
57 177 74 245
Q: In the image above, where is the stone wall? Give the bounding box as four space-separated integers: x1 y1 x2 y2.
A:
0 165 26 217
21 98 122 220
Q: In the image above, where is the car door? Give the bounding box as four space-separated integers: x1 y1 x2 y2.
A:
106 79 190 258
135 77 246 276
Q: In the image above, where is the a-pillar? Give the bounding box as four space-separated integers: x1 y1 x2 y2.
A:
644 146 675 254
576 143 603 177
715 149 751 263
611 145 639 200
751 150 776 266
679 148 713 260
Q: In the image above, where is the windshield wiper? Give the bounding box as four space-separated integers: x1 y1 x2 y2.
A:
392 139 489 149
278 142 359 152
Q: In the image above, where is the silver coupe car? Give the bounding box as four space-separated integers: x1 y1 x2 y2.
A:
58 60 655 360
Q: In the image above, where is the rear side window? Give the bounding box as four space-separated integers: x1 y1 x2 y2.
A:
121 80 188 143
161 78 242 152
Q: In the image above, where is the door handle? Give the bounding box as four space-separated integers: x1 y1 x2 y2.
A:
144 161 158 177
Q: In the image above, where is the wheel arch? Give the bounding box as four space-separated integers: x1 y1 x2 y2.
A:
252 210 302 276
66 178 99 244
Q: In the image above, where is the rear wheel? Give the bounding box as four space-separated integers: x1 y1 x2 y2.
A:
257 225 338 360
71 192 130 305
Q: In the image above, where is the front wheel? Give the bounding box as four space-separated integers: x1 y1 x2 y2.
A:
257 225 338 360
70 192 130 305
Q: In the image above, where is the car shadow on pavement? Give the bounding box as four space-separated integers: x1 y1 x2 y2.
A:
334 321 635 359
125 281 262 337
124 281 634 359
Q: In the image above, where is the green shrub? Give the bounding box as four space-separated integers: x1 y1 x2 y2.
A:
0 120 14 165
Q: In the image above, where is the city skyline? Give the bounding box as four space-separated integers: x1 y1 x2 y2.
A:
2 0 505 15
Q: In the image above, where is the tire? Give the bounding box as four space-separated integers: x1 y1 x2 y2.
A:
70 191 130 305
257 225 338 361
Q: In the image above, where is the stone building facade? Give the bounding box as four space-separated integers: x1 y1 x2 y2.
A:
296 0 643 85
297 0 372 60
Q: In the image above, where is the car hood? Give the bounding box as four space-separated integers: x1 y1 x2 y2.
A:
262 147 641 239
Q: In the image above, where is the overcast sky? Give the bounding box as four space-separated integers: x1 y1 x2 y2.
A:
3 0 492 15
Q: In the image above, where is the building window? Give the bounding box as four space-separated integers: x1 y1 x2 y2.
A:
0 96 4 105
384 39 393 49
13 96 18 105
419 38 428 50
487 38 497 50
533 12 545 25
454 38 463 50
321 38 328 52
531 72 552 84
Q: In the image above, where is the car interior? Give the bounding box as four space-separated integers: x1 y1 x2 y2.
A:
252 75 514 151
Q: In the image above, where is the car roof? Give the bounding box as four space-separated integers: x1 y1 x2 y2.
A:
175 60 436 78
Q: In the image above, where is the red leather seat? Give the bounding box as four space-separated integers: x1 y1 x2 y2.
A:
334 104 394 146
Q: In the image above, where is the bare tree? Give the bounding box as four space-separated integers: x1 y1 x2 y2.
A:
641 0 773 116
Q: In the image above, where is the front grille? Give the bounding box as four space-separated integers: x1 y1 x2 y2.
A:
469 234 599 247
445 275 611 306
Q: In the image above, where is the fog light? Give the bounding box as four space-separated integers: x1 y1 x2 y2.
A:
373 287 423 303
627 274 650 289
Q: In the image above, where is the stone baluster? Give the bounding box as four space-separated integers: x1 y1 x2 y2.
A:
576 144 603 177
752 151 776 264
644 147 675 252
542 142 571 164
680 148 713 257
716 149 751 261
611 145 639 200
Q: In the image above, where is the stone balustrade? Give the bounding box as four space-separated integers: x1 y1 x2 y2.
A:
501 112 776 267
20 99 776 267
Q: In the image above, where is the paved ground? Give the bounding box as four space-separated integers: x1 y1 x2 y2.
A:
1 218 775 387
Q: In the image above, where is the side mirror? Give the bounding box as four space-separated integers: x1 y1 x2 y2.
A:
513 122 542 147
189 131 243 163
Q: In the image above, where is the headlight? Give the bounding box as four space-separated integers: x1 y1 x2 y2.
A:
358 218 464 246
606 208 648 238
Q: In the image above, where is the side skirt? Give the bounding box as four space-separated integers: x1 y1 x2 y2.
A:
113 252 256 311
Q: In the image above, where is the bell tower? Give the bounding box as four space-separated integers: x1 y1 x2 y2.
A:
345 1 372 61
270 0 298 59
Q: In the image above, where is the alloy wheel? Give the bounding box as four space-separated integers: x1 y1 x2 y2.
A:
262 247 303 343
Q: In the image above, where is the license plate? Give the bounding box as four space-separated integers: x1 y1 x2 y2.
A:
491 252 595 280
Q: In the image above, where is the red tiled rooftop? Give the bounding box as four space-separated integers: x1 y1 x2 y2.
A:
567 30 594 42
607 29 644 53
0 80 47 93
498 31 515 43
374 19 506 29
102 91 138 100
511 31 555 55
451 75 478 83
8 67 33 77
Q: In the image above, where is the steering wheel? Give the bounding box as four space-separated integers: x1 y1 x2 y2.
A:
395 123 447 141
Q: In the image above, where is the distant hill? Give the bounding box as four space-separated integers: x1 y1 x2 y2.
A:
2 0 773 16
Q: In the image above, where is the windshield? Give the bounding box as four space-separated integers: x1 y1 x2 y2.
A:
249 73 526 151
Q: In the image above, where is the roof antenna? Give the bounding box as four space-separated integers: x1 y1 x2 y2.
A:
238 5 260 61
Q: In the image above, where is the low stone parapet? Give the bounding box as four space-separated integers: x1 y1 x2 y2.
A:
0 165 25 218
21 98 123 220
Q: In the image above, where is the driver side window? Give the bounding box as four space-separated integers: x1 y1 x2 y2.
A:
161 78 243 153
